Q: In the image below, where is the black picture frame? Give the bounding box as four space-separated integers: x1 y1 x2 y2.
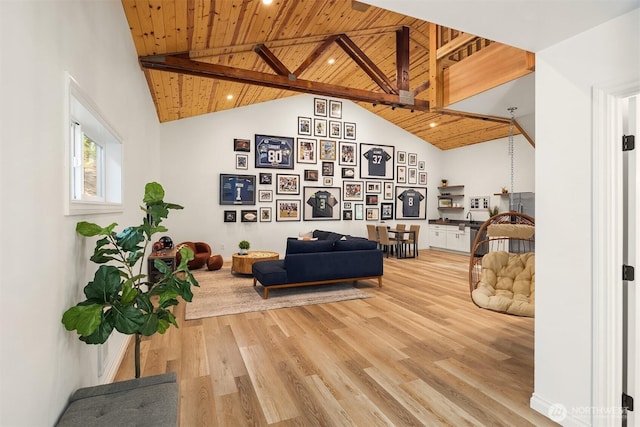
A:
255 134 294 169
329 100 342 119
234 138 251 152
259 173 272 185
297 138 317 164
314 98 327 117
395 186 427 220
219 174 256 205
298 116 311 136
342 210 353 220
322 161 334 176
329 120 342 138
276 173 300 195
236 154 248 170
380 202 394 220
303 186 341 221
366 194 379 205
341 167 355 178
343 122 356 140
258 189 273 202
314 118 327 137
276 199 301 222
304 169 319 181
339 141 357 166
342 180 364 201
360 143 395 180
224 210 237 222
241 209 258 222
260 207 272 222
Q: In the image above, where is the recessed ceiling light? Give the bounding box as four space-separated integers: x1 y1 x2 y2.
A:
327 58 335 65
262 0 273 4
430 122 436 128
226 94 233 100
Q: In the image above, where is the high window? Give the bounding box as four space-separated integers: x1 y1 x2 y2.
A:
66 75 122 215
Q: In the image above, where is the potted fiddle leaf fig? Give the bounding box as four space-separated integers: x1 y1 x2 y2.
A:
62 182 199 378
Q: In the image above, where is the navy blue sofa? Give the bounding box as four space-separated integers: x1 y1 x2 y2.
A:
252 231 383 298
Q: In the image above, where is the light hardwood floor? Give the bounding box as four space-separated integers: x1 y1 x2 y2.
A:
115 249 557 426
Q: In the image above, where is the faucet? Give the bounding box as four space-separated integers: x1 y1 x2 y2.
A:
466 211 473 222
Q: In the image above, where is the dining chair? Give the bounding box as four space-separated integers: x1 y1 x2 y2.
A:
407 224 420 257
366 224 379 248
393 223 407 255
377 225 394 257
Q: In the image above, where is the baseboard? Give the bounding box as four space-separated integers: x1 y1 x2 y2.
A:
102 334 132 384
530 393 590 427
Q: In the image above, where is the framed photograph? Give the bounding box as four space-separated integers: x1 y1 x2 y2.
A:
314 98 327 117
366 208 379 221
236 154 248 170
323 177 333 186
408 153 418 166
343 210 353 220
397 151 406 164
380 202 394 220
298 116 311 136
258 189 273 202
322 161 334 176
255 134 294 169
276 199 301 221
220 174 256 205
354 204 364 220
329 121 342 139
259 173 272 185
397 165 407 184
319 139 337 160
408 168 417 184
276 173 300 195
418 160 426 170
360 143 395 180
343 201 352 210
260 207 272 222
303 186 340 221
341 167 356 179
314 118 327 137
339 141 357 166
343 122 356 140
366 181 381 194
395 186 427 220
241 209 258 222
366 194 379 205
419 172 428 186
343 180 364 201
224 210 237 222
304 169 319 181
384 182 394 200
297 138 317 164
329 100 342 119
234 138 250 152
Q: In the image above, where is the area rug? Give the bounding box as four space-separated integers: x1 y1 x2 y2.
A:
185 267 374 320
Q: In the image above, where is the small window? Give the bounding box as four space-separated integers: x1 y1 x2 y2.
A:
66 74 122 215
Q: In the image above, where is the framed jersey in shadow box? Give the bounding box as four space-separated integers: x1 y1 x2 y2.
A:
303 186 341 221
360 143 394 180
395 186 427 220
219 174 256 205
255 134 294 169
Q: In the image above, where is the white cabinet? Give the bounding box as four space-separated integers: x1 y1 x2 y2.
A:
429 224 470 253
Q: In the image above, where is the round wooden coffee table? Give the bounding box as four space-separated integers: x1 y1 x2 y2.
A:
231 251 279 275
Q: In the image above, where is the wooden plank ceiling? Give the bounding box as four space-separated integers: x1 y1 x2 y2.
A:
121 0 534 150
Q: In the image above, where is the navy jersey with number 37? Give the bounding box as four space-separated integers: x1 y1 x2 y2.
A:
363 147 391 177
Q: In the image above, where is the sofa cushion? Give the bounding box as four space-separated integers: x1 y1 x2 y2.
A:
286 238 334 255
252 260 288 286
334 238 377 251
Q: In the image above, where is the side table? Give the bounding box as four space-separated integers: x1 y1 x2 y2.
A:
147 248 177 283
231 251 279 275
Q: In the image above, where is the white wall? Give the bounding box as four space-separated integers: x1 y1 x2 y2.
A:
159 94 444 257
441 135 535 223
0 1 160 425
532 8 640 426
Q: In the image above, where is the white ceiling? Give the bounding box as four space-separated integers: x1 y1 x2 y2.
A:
365 0 639 136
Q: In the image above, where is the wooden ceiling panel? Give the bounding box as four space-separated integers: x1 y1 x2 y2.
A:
122 0 531 149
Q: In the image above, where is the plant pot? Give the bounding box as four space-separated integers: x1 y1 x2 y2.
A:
239 249 248 255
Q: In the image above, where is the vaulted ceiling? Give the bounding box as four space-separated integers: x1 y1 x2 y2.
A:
121 0 535 150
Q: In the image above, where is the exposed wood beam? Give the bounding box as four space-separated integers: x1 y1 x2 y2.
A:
293 34 341 77
253 44 291 77
436 33 477 60
438 108 511 124
396 26 410 91
428 23 443 111
335 35 398 95
412 79 430 97
139 54 429 111
443 43 535 106
514 120 535 147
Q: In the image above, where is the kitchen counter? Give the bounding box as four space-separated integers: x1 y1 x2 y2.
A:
429 219 485 229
